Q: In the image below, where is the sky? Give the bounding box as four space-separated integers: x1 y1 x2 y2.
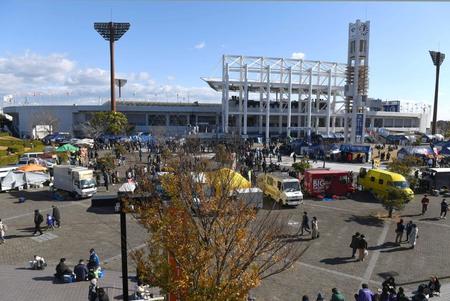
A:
1 0 450 119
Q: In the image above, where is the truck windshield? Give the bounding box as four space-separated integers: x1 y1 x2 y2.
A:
80 179 96 189
392 181 409 189
283 181 300 192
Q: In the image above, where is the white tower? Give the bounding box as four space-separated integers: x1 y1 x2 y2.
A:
345 20 370 144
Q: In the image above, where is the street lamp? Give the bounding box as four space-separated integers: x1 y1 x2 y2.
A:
94 22 130 112
115 78 128 99
429 50 445 135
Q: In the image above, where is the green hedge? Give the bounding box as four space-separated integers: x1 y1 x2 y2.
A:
0 132 10 137
7 145 24 153
0 150 7 156
0 155 18 166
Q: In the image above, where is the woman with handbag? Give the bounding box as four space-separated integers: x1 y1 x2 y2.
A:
311 217 319 239
358 234 368 262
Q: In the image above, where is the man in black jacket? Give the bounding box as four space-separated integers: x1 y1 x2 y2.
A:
350 232 360 258
33 210 43 236
74 259 89 281
52 205 61 228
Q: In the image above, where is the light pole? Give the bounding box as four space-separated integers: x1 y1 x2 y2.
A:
115 78 128 99
429 51 445 135
94 22 130 112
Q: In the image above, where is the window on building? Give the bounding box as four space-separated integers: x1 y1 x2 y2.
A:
384 119 393 127
198 115 216 125
148 114 166 126
394 119 403 127
378 179 384 185
350 41 356 54
360 40 366 52
125 113 146 126
169 115 188 126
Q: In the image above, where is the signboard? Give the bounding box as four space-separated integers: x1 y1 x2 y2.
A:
356 113 364 138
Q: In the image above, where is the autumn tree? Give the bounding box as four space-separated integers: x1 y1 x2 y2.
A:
381 187 409 218
214 144 233 167
129 156 303 301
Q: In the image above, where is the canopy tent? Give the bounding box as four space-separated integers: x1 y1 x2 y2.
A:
56 144 79 153
24 172 50 186
397 146 434 160
17 164 47 172
1 171 26 191
339 144 371 154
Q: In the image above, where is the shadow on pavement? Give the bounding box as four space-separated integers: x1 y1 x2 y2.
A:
419 217 441 221
349 191 380 204
262 197 294 210
345 215 384 227
380 246 411 253
320 256 356 265
32 276 57 283
378 271 399 280
368 242 398 251
8 190 56 202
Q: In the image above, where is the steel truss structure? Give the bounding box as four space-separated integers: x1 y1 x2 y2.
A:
203 55 348 141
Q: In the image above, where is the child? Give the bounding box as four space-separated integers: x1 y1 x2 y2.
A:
46 214 55 230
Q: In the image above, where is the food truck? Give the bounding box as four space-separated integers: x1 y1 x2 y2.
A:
303 169 355 198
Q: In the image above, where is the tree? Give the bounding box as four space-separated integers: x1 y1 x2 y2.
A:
83 112 129 138
129 156 303 301
214 144 233 167
388 156 422 190
381 187 409 218
292 159 312 174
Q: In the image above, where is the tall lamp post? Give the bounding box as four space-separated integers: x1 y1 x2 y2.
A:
429 51 445 135
94 22 130 112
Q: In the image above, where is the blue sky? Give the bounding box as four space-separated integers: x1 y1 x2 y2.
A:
1 0 450 119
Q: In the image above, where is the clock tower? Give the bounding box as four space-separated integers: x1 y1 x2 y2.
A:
345 19 370 144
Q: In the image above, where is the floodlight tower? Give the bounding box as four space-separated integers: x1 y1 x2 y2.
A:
345 20 370 144
115 78 127 98
429 51 445 135
94 22 130 112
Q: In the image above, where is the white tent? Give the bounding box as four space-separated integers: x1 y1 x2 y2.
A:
0 171 26 191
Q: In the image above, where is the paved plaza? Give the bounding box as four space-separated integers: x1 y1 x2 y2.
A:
1 154 450 300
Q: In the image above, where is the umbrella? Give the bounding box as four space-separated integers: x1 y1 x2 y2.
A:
56 144 79 152
17 164 47 172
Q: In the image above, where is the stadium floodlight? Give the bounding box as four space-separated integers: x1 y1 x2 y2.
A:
429 51 445 135
115 78 127 98
94 22 130 112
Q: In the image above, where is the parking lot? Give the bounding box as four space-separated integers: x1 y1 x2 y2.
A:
1 156 450 300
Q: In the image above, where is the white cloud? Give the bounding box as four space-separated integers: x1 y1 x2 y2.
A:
167 75 176 81
291 52 305 60
0 52 220 104
194 41 206 49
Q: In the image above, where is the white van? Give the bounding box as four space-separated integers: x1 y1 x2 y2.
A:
257 172 303 206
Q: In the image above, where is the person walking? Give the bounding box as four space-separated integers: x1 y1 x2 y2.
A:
350 232 360 258
395 219 405 244
405 221 413 240
33 210 44 236
300 212 311 236
311 216 319 239
103 171 109 191
0 218 7 244
421 195 430 215
357 234 368 262
88 248 100 270
408 224 418 249
52 205 61 228
293 153 297 163
440 199 448 219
